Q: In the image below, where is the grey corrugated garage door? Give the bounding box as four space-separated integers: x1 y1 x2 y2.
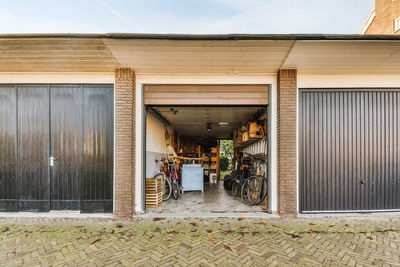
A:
300 89 400 212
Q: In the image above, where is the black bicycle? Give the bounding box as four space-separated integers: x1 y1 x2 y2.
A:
240 153 268 206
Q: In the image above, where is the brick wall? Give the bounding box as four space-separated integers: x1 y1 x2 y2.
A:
365 0 400 34
277 69 297 217
114 68 135 219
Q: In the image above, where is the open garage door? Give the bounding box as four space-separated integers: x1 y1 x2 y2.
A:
300 89 400 212
144 84 268 105
143 83 271 216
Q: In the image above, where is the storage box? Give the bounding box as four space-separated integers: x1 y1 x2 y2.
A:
146 178 162 207
209 173 217 183
242 131 249 142
182 164 204 193
145 192 162 208
211 147 218 154
233 128 244 146
145 177 162 193
248 122 265 139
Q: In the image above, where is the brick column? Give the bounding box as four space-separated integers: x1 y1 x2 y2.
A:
114 68 135 219
277 69 297 217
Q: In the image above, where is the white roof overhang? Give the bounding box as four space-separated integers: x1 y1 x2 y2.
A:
0 34 399 75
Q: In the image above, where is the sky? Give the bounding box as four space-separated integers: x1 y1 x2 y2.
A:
0 0 374 34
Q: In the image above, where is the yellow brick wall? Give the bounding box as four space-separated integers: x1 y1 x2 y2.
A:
365 0 400 34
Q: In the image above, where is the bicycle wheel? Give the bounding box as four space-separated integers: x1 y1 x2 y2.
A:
253 176 268 205
154 173 172 201
240 178 252 205
172 180 179 200
245 176 264 206
231 180 239 196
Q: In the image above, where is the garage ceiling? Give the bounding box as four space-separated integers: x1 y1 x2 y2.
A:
150 106 265 138
0 34 400 75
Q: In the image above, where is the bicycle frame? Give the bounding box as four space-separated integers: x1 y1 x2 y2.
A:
163 158 180 183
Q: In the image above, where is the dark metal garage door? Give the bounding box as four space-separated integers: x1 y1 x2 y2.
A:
0 84 113 212
300 89 400 212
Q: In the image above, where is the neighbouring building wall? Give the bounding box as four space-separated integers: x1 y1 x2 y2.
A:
146 112 174 178
364 0 400 34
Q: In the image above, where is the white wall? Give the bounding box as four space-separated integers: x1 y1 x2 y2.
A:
146 112 172 154
145 112 175 178
135 74 278 214
296 75 400 213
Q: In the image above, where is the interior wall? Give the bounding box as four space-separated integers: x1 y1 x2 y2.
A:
146 112 174 178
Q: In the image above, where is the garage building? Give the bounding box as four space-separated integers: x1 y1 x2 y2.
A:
0 34 400 218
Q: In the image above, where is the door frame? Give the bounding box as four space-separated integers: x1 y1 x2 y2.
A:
142 85 272 214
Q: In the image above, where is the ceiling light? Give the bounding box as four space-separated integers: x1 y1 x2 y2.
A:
207 123 212 132
219 122 229 127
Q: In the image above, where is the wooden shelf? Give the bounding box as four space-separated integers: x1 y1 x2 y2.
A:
234 137 264 149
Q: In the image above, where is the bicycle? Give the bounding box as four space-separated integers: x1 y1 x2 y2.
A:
240 153 268 206
153 153 182 201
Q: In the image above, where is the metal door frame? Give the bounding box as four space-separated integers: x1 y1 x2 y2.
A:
299 88 400 213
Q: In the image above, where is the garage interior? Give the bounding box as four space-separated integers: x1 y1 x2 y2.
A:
144 84 270 215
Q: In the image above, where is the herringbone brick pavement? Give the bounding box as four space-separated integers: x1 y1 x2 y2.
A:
0 215 400 266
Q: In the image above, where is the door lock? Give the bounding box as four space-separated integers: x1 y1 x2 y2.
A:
49 156 57 166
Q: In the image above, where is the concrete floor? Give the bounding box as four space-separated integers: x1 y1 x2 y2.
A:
141 182 275 218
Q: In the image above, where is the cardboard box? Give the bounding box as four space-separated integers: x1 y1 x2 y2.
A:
242 131 249 142
248 121 265 138
233 128 244 146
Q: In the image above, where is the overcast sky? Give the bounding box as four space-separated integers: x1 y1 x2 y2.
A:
0 0 374 34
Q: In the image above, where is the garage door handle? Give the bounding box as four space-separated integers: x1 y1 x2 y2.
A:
360 180 366 185
49 156 57 166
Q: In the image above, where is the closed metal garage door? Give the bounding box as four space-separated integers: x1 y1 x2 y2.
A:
300 89 400 212
0 84 113 212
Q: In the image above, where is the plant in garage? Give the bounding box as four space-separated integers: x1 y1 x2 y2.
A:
220 140 233 157
220 155 229 172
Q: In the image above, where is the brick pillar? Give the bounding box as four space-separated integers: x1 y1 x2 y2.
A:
277 69 297 217
114 68 135 219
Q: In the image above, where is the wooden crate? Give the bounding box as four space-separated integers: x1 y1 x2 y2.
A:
146 191 162 208
146 178 162 208
146 177 162 194
248 121 265 139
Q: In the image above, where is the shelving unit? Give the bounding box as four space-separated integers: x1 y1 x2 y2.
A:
234 137 264 149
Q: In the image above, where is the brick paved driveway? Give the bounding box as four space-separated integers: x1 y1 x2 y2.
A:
1 215 400 266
